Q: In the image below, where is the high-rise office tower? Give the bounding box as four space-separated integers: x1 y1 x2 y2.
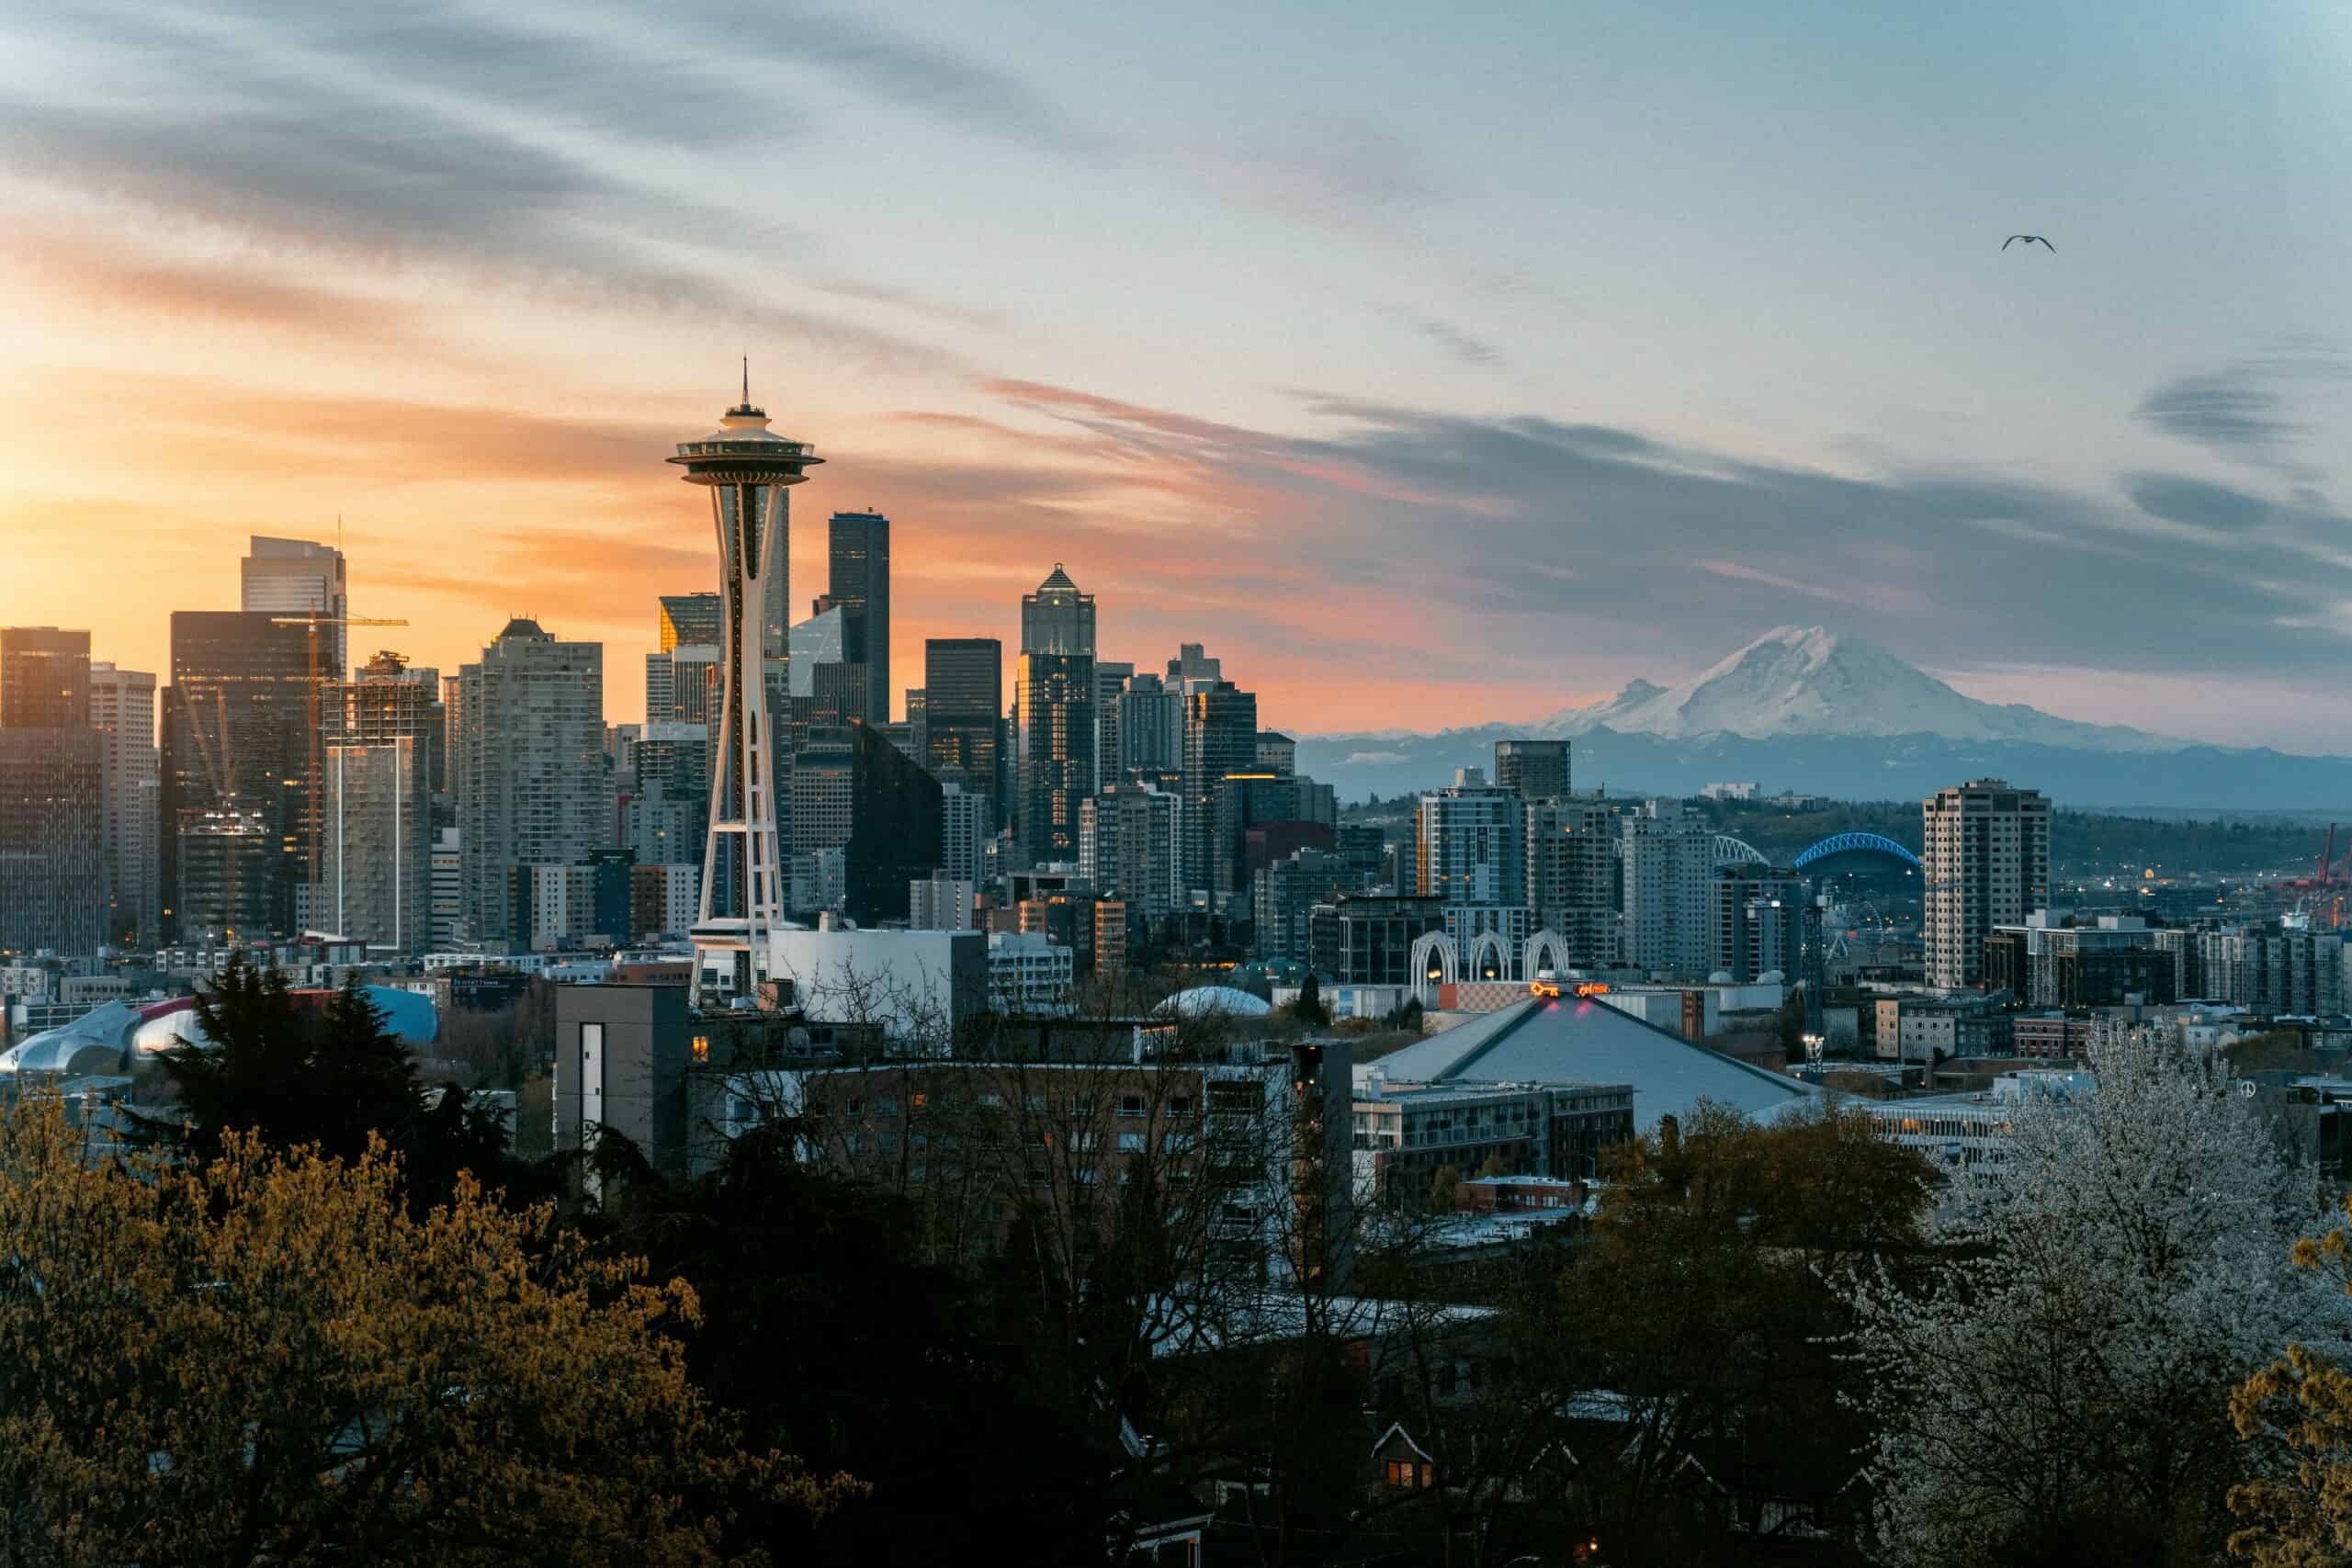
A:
1015 565 1095 865
1620 800 1715 976
1527 796 1618 968
0 626 90 728
1180 678 1257 897
787 724 942 924
240 536 349 678
1708 863 1804 984
1494 739 1570 800
1118 671 1180 775
455 619 610 944
939 783 992 886
904 687 927 762
89 660 160 945
0 628 105 953
1167 643 1221 687
161 613 313 946
826 510 890 724
1080 782 1181 919
1414 767 1526 907
669 379 820 998
1093 660 1132 794
658 592 723 652
926 636 1003 818
1023 562 1096 656
319 650 437 953
1924 778 2050 990
1256 731 1296 778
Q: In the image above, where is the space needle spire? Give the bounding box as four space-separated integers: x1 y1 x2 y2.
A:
669 375 824 1004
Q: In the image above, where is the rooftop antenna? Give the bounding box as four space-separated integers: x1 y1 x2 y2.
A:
741 355 749 406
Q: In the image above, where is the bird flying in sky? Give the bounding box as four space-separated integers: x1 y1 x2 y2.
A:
2003 234 2055 252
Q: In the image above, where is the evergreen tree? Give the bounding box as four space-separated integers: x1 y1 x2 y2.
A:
137 953 537 1211
1293 970 1329 1026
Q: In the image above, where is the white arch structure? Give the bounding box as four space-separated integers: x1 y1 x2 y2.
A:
1409 931 1459 1002
1712 835 1769 865
1524 928 1572 980
1464 930 1513 983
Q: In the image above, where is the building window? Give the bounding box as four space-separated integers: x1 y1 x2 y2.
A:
1118 1132 1146 1153
1118 1094 1147 1119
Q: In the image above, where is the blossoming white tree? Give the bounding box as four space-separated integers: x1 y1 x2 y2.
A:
1843 1022 2337 1566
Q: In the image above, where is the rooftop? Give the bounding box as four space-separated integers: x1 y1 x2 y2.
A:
1363 995 1814 1134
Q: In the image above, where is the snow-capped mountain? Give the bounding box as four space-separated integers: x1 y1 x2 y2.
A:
1535 626 2181 753
1294 626 2352 807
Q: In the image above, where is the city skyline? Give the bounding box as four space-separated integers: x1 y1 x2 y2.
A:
6 4 2351 749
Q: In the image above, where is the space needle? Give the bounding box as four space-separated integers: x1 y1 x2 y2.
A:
669 366 823 1003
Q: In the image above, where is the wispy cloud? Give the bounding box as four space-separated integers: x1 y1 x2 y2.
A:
1412 315 1506 367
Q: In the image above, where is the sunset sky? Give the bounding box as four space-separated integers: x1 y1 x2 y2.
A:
6 1 2352 745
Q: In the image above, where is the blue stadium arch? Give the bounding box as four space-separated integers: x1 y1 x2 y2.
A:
1792 831 1922 873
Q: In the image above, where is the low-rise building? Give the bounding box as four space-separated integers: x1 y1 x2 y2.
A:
988 931 1075 1015
1351 1080 1634 1204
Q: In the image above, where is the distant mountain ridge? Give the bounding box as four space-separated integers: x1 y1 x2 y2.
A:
1295 626 2352 809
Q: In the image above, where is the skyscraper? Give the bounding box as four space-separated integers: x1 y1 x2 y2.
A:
1708 863 1804 984
940 783 992 886
455 619 610 944
240 536 349 677
320 651 437 953
926 637 1003 818
657 592 722 652
161 613 313 946
669 380 821 998
826 510 890 725
1415 767 1526 907
789 724 943 924
1093 660 1133 794
0 627 104 954
1620 800 1715 976
89 660 160 945
1527 796 1617 968
1924 778 2050 990
1180 677 1257 898
1117 671 1179 775
1494 739 1570 800
0 626 90 729
1023 562 1096 656
1015 564 1096 866
1080 782 1180 919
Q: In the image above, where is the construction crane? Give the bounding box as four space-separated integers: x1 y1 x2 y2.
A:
271 613 408 890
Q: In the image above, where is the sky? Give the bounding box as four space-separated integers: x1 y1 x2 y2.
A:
5 0 2352 748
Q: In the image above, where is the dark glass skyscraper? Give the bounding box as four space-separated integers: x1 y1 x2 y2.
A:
925 637 1003 819
1017 565 1095 867
826 510 890 726
1181 679 1258 900
0 627 104 954
161 612 314 945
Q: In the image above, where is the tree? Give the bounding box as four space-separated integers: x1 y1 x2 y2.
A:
1540 1098 1933 1564
1428 1162 1463 1214
1844 1022 2333 1567
138 957 537 1212
2225 1195 2352 1564
1292 971 1329 1027
0 1099 856 1565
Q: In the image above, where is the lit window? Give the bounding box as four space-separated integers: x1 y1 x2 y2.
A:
691 1034 709 1064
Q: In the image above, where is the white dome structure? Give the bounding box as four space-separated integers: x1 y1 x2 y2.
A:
1153 985 1273 1020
